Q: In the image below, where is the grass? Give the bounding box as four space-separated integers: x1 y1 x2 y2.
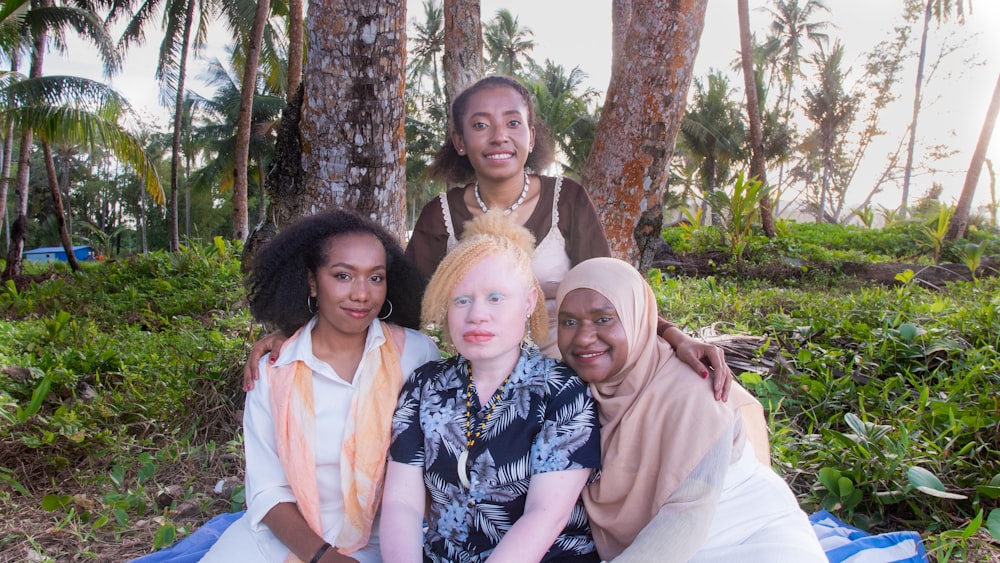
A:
1 228 998 561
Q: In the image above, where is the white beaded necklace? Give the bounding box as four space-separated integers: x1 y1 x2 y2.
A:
474 172 530 215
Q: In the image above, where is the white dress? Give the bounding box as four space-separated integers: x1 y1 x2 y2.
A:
200 318 440 563
611 423 826 563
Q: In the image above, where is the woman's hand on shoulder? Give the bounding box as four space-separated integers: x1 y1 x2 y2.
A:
243 330 288 391
661 327 732 401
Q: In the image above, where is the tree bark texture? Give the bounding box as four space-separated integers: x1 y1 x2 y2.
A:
233 0 271 243
300 0 408 239
947 70 1000 240
737 0 774 238
287 0 304 100
443 0 483 110
583 0 708 268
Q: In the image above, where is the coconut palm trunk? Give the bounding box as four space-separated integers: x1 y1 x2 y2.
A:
947 71 1000 241
232 0 271 242
738 0 774 237
41 141 80 271
167 0 196 252
3 4 45 281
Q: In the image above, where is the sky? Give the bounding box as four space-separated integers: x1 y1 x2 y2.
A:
43 0 1000 215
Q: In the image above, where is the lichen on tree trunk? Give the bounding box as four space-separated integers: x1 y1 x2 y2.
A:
583 0 708 269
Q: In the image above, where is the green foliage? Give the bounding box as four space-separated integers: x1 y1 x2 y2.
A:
956 242 988 281
707 171 763 260
851 206 876 228
653 273 1000 551
0 240 250 556
923 204 955 263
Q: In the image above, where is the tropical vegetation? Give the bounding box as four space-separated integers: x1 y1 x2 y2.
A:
1 0 999 560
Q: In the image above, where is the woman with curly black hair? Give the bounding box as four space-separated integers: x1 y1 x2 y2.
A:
202 209 440 563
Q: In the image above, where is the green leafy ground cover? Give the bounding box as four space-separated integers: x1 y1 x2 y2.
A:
0 230 998 561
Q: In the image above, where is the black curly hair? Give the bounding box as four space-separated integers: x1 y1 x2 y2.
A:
247 209 425 335
428 75 555 186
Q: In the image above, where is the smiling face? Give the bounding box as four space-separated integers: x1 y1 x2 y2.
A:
557 288 628 384
452 85 535 185
447 254 537 367
308 232 387 341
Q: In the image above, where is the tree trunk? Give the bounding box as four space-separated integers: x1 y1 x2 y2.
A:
611 0 631 78
1 117 13 254
286 0 304 100
233 0 270 243
168 0 196 252
737 0 774 237
299 0 408 238
41 141 80 271
3 4 47 282
947 71 1000 241
901 0 933 217
584 0 708 267
139 178 148 255
443 0 483 109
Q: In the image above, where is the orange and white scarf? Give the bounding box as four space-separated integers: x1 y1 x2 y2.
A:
267 321 406 560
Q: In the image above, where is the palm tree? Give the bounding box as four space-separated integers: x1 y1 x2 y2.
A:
763 0 829 212
233 0 287 241
113 0 218 251
409 0 444 97
738 0 773 237
525 61 599 176
764 0 830 114
483 8 535 76
679 71 747 225
947 71 1000 240
188 55 283 229
1 0 147 279
900 0 972 216
802 42 858 223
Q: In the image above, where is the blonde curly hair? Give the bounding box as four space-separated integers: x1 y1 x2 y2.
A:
421 213 548 344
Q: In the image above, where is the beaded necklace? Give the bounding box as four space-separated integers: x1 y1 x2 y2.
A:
474 172 530 215
457 361 512 489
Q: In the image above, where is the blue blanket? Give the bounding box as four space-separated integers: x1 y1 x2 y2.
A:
129 509 928 562
129 511 243 563
809 510 928 563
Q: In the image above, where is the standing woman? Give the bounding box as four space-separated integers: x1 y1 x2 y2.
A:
202 210 440 563
406 75 733 396
555 258 826 562
381 213 602 562
244 76 732 400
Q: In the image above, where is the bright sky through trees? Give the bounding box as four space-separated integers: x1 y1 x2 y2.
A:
44 0 1000 214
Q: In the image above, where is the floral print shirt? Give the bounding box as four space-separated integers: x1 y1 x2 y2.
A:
389 348 601 562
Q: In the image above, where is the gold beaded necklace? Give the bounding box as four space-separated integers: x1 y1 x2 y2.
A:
457 361 511 488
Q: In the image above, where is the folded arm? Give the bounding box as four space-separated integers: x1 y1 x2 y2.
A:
486 468 592 563
380 461 427 563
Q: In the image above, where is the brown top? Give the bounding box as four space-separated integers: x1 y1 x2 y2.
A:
405 175 612 281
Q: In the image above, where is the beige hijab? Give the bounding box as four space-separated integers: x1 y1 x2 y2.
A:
556 257 734 559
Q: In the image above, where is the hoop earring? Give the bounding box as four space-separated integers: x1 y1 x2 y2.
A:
378 299 394 321
307 295 318 314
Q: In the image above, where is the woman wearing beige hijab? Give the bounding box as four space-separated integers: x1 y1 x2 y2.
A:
555 257 826 562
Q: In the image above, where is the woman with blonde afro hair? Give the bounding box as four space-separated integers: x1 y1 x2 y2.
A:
420 212 548 345
381 212 603 563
